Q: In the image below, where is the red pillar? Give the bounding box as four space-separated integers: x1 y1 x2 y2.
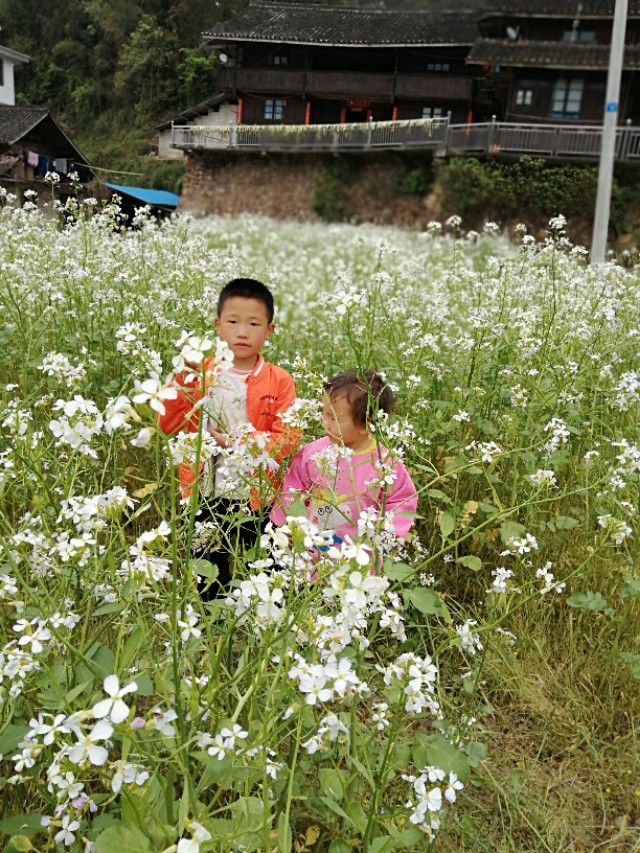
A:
304 101 311 125
237 98 244 125
391 106 398 122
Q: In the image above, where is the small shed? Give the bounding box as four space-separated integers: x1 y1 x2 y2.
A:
104 182 181 218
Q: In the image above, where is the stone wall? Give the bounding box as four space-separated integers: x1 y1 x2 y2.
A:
179 150 437 227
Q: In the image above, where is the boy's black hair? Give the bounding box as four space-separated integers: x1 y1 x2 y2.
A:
323 369 394 428
217 278 274 323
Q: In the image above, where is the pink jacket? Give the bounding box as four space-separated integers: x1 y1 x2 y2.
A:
271 435 417 543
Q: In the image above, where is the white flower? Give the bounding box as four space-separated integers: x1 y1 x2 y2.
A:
68 719 113 766
54 814 81 846
444 772 464 803
177 820 212 853
132 375 178 416
130 427 155 448
92 674 137 724
151 708 178 737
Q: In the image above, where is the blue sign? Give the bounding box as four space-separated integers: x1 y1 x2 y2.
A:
606 102 618 113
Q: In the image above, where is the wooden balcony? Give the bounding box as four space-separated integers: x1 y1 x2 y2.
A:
171 117 640 162
227 68 474 100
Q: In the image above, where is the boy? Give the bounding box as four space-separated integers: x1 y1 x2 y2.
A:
270 369 417 558
158 278 298 593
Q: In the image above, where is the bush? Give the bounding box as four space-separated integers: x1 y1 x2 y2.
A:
435 155 635 239
312 157 360 222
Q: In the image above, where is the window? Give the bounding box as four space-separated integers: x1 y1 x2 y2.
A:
550 78 584 119
427 62 450 72
422 106 443 118
563 29 596 43
264 98 284 120
268 54 288 66
515 88 533 106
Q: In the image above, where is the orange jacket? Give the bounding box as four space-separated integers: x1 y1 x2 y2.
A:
157 354 299 507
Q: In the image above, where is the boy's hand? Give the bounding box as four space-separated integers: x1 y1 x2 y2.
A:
208 426 229 448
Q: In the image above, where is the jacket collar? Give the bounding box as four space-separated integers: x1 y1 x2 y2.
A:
249 353 265 378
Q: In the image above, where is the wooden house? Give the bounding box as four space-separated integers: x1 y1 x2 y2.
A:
200 1 480 126
0 106 93 203
467 0 640 124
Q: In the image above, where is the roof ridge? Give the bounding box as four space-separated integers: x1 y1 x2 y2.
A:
246 0 474 13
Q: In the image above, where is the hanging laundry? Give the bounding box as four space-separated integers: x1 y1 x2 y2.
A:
27 150 39 167
39 156 50 174
53 158 67 174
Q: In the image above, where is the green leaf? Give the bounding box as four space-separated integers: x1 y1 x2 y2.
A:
319 797 354 827
403 588 450 621
383 560 413 582
456 555 482 571
386 826 425 848
439 512 455 538
479 502 498 515
91 645 116 679
390 739 411 771
277 813 292 853
500 520 526 546
65 680 93 704
412 733 469 780
620 653 640 680
285 499 307 518
4 837 33 852
345 801 367 833
121 626 144 671
479 418 497 436
134 673 155 697
369 836 395 853
427 488 451 502
554 515 580 530
465 740 487 768
328 840 352 853
0 724 30 758
190 558 218 580
319 768 345 801
93 602 126 617
620 577 640 600
93 825 154 853
0 815 44 837
504 767 524 798
566 591 610 612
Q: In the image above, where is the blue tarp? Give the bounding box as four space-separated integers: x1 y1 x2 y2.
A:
105 183 180 208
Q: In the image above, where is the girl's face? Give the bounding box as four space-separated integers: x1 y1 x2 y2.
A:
321 392 370 451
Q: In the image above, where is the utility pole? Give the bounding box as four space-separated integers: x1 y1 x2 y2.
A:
591 0 628 263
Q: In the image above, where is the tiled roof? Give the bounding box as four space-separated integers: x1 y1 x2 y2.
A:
0 106 48 145
468 39 640 69
0 105 91 166
477 1 640 19
203 1 479 47
155 93 228 130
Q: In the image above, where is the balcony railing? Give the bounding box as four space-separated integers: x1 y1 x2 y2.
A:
171 117 640 162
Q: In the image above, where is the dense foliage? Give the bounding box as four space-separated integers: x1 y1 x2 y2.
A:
0 185 639 851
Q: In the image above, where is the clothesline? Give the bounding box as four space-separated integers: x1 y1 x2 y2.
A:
90 166 144 176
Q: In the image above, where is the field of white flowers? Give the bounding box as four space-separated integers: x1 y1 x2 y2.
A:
0 187 639 853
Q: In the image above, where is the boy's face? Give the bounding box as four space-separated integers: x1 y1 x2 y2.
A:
321 392 370 451
215 296 274 370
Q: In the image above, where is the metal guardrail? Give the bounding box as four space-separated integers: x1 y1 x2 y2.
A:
171 118 640 162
